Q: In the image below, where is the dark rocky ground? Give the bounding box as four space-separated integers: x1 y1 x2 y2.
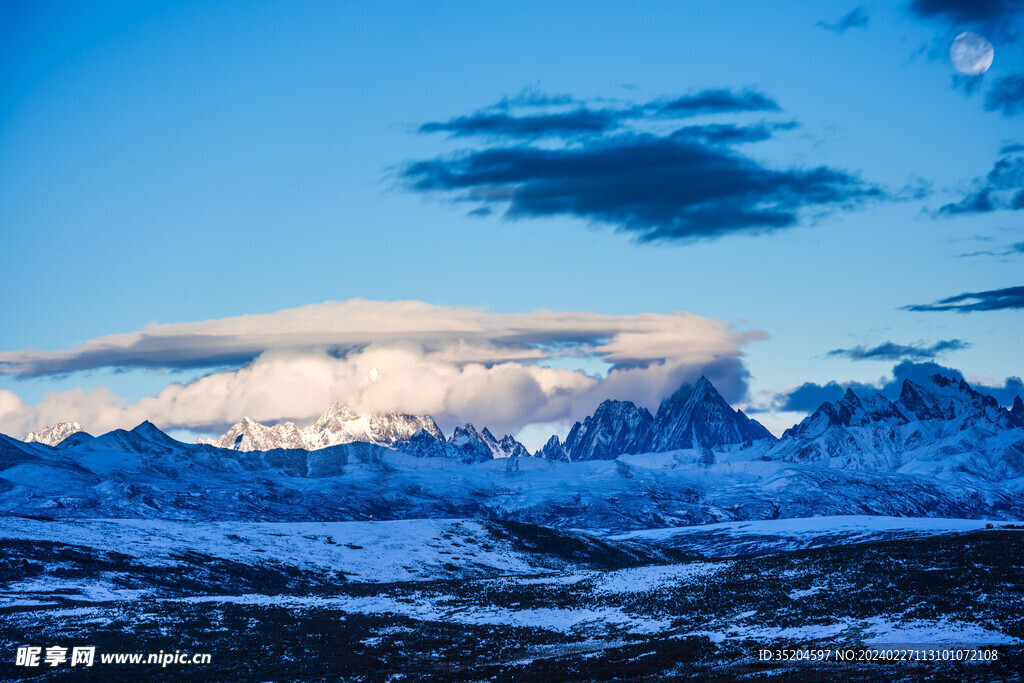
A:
1 523 1022 681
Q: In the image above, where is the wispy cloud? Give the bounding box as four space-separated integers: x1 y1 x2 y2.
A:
902 285 1024 312
826 339 969 361
657 89 781 116
986 74 1024 116
815 7 869 33
419 108 621 139
936 150 1024 215
958 240 1024 257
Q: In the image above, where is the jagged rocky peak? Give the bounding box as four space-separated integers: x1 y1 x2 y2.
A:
197 417 305 451
497 434 531 459
771 372 1024 476
445 427 493 463
448 423 530 460
651 376 774 451
782 389 907 441
562 400 655 462
24 421 86 447
897 373 1011 427
1012 396 1024 421
836 389 908 427
392 428 454 460
308 402 444 448
450 424 493 449
556 377 774 461
535 435 568 461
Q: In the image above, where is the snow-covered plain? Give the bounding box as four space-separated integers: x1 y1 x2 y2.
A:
610 515 1008 556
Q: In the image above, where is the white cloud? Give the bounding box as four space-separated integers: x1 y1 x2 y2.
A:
0 299 764 439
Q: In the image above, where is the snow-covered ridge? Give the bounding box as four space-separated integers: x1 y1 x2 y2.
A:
24 421 85 447
3 419 1024 528
195 403 445 451
764 373 1024 477
611 515 1008 556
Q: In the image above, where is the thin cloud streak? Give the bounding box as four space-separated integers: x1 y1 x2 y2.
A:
816 7 869 33
826 339 969 361
902 285 1024 312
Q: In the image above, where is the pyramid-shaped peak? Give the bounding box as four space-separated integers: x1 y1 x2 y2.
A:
689 376 717 396
840 388 862 405
662 376 723 407
129 420 179 445
132 420 166 436
694 376 732 405
652 375 774 449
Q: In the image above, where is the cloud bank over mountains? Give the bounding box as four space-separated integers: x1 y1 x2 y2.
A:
0 299 763 438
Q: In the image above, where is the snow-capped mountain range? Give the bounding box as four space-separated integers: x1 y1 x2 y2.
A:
193 403 530 463
189 375 776 464
4 372 1023 529
18 373 1024 478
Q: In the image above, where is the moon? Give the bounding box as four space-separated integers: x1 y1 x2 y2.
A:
950 32 994 75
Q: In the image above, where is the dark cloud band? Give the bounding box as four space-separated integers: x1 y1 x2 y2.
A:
909 0 1024 37
902 285 1024 312
417 88 782 141
826 339 969 361
403 90 885 243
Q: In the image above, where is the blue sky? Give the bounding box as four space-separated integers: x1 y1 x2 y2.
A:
1 1 1022 445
